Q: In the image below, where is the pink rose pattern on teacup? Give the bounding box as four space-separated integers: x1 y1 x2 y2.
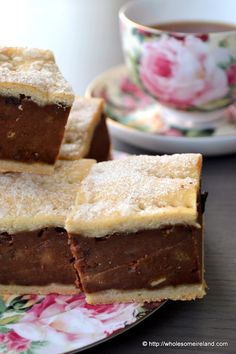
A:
0 293 150 354
95 74 236 137
140 35 233 110
123 24 236 112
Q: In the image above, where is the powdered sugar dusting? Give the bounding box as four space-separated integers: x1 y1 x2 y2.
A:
0 47 74 105
67 154 202 236
0 159 94 233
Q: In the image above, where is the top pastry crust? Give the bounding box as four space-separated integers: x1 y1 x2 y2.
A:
66 154 202 237
0 159 95 234
59 97 104 160
0 47 74 106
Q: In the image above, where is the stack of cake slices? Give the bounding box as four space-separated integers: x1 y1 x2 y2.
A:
0 47 111 173
0 47 206 304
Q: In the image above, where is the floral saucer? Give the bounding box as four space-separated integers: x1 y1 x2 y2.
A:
86 65 236 155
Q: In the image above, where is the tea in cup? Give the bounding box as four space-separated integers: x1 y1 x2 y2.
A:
119 0 236 129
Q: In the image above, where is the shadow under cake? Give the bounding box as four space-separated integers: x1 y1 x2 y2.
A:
0 47 74 174
66 154 206 304
0 159 95 294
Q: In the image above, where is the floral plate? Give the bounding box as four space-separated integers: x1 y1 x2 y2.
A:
86 65 236 155
0 293 163 354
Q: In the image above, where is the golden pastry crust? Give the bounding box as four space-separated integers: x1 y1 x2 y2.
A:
0 159 95 234
85 283 206 304
0 284 78 295
59 97 104 160
0 160 55 175
0 47 74 106
66 154 202 237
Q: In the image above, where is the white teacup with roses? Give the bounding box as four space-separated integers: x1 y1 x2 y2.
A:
119 0 236 129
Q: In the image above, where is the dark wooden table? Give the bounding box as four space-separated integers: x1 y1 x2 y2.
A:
84 137 236 354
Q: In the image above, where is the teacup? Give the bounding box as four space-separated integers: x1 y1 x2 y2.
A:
119 0 236 129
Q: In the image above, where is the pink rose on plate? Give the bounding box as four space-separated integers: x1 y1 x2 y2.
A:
140 35 229 109
0 331 31 353
7 294 139 352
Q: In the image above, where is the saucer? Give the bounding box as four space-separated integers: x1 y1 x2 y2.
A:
86 65 236 156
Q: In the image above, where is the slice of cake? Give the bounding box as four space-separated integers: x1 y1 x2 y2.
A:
66 154 206 304
59 97 111 162
0 47 74 174
0 159 95 294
